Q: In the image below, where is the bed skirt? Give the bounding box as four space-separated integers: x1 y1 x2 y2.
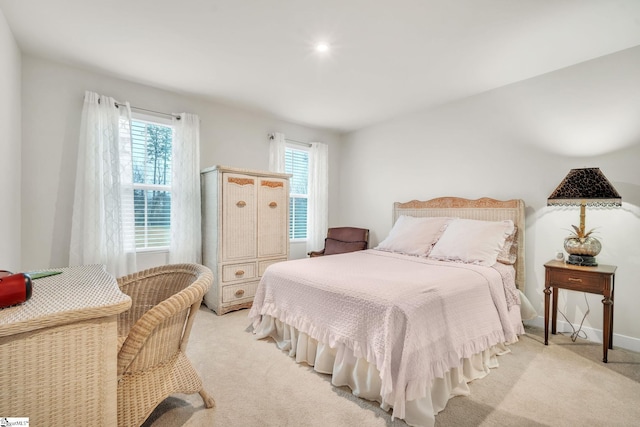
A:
253 314 514 427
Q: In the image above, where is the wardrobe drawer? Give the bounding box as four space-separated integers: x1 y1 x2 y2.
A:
222 281 259 303
221 262 256 282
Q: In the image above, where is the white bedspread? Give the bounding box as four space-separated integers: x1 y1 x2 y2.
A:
248 249 522 419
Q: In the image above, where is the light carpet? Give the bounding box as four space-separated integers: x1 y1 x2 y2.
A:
143 306 640 426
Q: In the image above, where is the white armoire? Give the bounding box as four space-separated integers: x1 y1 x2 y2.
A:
201 165 290 314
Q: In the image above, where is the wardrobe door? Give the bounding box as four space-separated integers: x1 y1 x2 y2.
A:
257 178 288 258
222 173 257 260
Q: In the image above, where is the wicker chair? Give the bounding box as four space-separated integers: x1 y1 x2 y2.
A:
116 263 215 427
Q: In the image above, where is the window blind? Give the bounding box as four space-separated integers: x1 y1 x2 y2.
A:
285 147 309 240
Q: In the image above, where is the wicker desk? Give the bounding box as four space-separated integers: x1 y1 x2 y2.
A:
0 265 131 425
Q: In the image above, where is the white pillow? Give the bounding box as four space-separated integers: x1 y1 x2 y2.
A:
428 219 515 266
375 216 452 256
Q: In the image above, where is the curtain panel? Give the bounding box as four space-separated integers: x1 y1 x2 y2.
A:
69 91 137 277
268 132 286 173
169 113 202 263
307 142 329 254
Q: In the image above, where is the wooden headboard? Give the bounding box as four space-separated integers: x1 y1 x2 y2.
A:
393 197 526 292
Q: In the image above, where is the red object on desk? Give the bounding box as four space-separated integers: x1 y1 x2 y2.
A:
0 271 33 308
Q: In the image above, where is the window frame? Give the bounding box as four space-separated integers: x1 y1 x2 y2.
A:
130 112 174 253
285 143 309 242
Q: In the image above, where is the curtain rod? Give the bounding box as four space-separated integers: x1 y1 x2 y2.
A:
93 95 181 120
268 133 311 147
115 102 181 120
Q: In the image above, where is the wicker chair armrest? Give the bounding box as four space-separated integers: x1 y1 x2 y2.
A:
117 279 209 375
117 265 212 376
116 265 211 330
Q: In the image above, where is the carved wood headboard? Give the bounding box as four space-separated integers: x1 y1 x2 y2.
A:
393 197 526 292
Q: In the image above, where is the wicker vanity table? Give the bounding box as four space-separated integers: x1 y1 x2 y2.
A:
0 265 131 425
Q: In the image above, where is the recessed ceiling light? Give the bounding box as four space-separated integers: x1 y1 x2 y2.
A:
315 43 329 53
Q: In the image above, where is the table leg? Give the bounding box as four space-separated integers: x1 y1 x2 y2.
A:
602 296 613 363
544 286 552 345
609 277 615 350
551 286 558 335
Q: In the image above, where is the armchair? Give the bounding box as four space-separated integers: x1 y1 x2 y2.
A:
308 227 369 257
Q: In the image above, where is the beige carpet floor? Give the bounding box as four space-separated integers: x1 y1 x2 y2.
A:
143 306 640 426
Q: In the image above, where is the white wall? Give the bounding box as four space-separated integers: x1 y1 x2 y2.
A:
20 55 342 270
340 46 640 350
0 9 21 271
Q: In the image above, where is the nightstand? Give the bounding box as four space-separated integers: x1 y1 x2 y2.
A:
544 260 617 362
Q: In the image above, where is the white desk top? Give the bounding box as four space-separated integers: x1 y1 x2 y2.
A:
0 265 131 337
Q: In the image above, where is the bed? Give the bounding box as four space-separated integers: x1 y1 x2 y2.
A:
248 197 528 427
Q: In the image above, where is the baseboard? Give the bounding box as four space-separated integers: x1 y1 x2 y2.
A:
525 315 640 353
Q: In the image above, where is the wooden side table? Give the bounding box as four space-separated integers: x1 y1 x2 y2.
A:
544 260 617 362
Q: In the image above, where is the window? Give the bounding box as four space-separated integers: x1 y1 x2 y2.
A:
285 146 309 240
130 117 173 250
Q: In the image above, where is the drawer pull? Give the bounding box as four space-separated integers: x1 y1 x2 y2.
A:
567 277 583 283
236 200 247 208
235 270 244 276
269 201 278 208
234 289 245 297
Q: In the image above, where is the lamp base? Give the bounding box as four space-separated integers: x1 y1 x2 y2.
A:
566 254 598 267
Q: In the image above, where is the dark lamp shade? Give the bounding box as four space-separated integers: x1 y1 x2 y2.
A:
547 168 621 207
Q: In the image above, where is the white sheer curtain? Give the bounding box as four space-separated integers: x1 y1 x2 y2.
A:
169 113 202 263
268 132 286 173
69 91 137 277
306 142 329 253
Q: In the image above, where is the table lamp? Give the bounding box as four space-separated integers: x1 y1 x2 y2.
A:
547 167 621 266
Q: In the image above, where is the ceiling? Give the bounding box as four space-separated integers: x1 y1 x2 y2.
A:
2 0 640 133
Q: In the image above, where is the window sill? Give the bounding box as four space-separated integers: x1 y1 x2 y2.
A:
136 248 169 254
